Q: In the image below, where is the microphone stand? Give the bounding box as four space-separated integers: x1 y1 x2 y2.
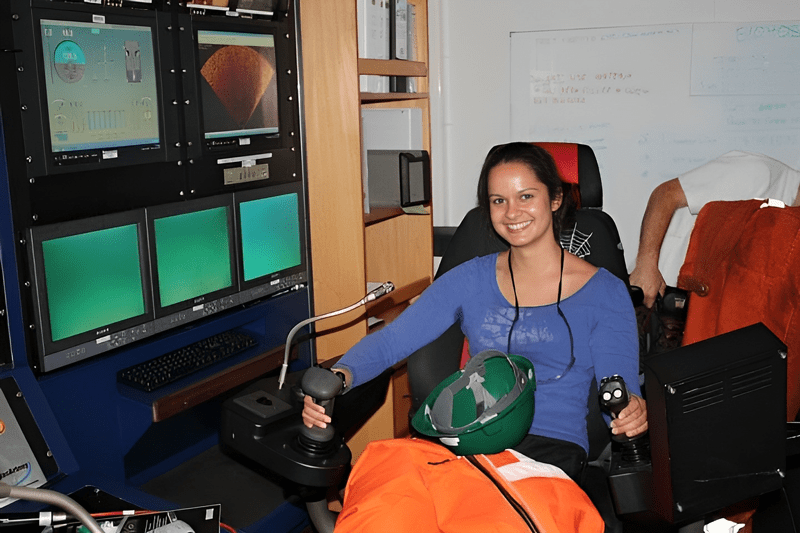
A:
278 281 394 389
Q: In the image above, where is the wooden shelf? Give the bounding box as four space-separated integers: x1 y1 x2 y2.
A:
360 92 429 102
358 58 427 77
364 205 430 225
150 344 284 422
364 206 404 225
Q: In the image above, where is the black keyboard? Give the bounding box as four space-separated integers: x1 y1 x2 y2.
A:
118 330 258 392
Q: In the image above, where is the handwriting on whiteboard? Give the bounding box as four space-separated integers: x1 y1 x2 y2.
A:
531 70 648 104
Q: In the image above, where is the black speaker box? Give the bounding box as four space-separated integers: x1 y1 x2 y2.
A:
644 322 787 525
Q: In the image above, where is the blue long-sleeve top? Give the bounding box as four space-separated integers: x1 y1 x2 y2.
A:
333 253 640 453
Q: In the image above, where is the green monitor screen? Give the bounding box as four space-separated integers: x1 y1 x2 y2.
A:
239 192 301 282
41 224 146 342
153 205 234 308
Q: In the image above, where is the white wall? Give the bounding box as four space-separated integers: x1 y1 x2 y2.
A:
428 0 800 269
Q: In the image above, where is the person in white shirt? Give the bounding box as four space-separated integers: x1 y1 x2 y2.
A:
629 150 800 308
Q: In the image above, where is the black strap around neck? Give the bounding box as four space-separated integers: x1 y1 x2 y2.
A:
507 247 574 384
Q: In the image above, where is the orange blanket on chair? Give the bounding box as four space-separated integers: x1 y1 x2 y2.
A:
678 199 800 421
335 438 603 533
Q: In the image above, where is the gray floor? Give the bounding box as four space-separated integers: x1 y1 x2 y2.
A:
141 445 295 529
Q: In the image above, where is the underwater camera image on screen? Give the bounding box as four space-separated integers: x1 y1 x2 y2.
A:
197 30 279 139
40 18 161 153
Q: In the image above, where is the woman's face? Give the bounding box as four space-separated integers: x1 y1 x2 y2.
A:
487 161 562 248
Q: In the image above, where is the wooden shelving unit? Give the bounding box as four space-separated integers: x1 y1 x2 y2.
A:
360 92 429 102
358 58 428 77
300 0 432 456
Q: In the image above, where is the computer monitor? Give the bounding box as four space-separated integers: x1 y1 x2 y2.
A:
27 210 154 372
41 18 160 153
21 5 174 177
233 183 308 303
146 194 240 332
178 9 302 194
196 28 279 148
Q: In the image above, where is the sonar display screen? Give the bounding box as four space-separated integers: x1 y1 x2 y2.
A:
197 30 279 140
40 19 161 153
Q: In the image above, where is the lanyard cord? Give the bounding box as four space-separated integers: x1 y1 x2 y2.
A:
507 247 575 384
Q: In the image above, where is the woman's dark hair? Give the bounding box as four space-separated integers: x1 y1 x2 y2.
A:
476 142 575 240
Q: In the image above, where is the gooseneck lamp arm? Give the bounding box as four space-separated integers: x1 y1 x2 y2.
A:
278 281 395 389
0 482 104 533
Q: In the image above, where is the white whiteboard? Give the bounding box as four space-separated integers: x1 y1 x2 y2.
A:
510 22 800 270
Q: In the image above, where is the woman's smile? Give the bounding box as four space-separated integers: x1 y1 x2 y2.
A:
506 220 532 231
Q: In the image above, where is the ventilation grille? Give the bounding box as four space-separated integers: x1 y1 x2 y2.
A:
731 366 774 398
681 381 724 414
680 364 774 414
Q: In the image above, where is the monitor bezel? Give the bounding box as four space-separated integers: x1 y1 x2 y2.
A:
22 4 174 178
146 193 240 320
188 14 295 158
27 208 154 364
233 182 308 295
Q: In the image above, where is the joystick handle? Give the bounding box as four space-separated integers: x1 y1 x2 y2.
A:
599 374 629 418
299 367 344 448
599 375 650 464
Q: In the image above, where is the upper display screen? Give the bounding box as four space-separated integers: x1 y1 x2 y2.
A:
40 19 161 154
197 30 279 140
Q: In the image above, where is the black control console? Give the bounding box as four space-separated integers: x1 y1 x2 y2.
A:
220 368 351 489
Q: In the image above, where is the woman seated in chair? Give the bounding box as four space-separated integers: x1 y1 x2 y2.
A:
303 142 647 481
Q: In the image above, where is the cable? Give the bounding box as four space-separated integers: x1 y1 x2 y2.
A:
507 248 575 385
0 483 103 533
220 522 237 533
277 281 394 389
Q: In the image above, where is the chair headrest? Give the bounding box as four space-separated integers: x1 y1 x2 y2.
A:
533 142 603 209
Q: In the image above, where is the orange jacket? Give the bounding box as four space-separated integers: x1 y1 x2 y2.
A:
335 438 604 533
679 199 800 420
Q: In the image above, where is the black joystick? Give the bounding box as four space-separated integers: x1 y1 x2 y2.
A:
598 375 649 464
296 366 344 456
599 374 629 419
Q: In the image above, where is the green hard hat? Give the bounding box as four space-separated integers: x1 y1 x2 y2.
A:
412 349 536 455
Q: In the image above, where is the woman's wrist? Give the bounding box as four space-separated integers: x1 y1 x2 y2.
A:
331 367 351 393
